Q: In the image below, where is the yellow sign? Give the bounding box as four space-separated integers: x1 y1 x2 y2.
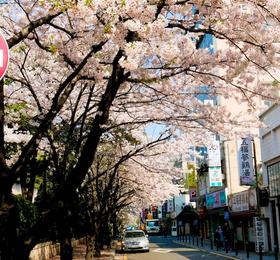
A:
186 163 197 189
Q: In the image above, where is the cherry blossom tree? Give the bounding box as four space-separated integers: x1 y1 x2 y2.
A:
1 0 280 259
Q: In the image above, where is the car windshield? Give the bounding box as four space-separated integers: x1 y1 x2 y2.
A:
147 221 159 227
125 232 145 238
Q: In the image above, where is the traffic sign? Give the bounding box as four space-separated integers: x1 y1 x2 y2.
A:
0 30 9 80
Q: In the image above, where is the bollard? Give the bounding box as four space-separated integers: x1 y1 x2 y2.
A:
246 242 249 258
235 242 238 256
274 245 279 260
197 236 199 246
189 234 191 244
192 235 195 245
210 238 213 250
259 244 263 260
225 239 228 253
201 237 203 247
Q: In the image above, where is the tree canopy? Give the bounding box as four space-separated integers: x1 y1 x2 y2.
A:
0 0 280 259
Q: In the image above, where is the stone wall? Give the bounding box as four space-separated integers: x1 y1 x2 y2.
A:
29 238 85 260
29 242 60 260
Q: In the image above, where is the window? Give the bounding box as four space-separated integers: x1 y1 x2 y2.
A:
268 162 280 197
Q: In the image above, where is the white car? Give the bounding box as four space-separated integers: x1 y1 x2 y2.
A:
122 230 150 252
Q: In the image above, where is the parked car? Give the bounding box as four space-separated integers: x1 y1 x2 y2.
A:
122 230 150 252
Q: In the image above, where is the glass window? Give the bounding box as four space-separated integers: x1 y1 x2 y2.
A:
125 231 145 238
268 162 280 197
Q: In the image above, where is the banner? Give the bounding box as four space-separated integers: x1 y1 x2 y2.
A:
208 140 221 167
238 137 255 185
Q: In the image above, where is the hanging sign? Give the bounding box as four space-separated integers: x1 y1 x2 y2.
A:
238 137 255 186
254 217 265 252
209 166 223 187
208 140 221 167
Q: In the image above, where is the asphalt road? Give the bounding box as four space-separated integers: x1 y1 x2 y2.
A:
124 236 238 260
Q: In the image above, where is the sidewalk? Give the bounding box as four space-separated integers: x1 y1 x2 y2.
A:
174 237 277 260
48 244 126 260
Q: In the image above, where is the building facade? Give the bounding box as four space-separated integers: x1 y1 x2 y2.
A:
260 104 280 253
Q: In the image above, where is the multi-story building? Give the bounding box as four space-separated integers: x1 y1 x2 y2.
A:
259 103 280 254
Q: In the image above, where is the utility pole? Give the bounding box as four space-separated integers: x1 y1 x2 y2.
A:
252 138 261 216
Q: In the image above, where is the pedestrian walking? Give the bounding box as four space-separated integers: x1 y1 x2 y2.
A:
223 222 231 252
214 225 224 251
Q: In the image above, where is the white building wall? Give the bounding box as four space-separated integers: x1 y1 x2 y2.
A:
260 104 280 251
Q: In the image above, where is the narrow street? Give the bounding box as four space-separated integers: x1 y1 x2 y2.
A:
124 236 238 260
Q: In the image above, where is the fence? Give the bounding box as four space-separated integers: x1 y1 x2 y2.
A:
176 234 279 260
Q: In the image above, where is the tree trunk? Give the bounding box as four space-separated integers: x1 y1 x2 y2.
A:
0 209 33 260
85 234 95 260
60 237 73 260
94 222 102 257
0 243 32 260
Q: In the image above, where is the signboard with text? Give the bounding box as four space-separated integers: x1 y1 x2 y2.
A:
206 189 227 209
209 166 223 187
208 139 223 187
189 189 197 202
238 137 255 186
208 140 221 166
186 163 197 189
254 217 265 252
228 189 257 212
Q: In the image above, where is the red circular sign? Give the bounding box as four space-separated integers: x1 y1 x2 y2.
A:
0 31 9 80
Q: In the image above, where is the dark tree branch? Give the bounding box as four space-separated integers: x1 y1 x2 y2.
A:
7 12 63 48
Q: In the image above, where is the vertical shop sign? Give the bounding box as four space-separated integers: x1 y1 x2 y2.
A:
254 217 265 252
186 163 197 202
208 140 221 166
238 137 255 185
189 189 197 202
208 140 223 187
187 163 197 189
209 166 222 186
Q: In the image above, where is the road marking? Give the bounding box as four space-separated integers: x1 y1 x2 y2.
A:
173 241 239 260
210 251 239 260
153 248 173 253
